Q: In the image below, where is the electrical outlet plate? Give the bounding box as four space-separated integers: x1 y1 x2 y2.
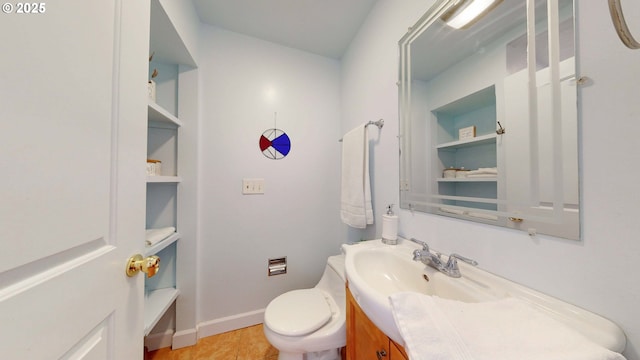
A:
242 178 265 194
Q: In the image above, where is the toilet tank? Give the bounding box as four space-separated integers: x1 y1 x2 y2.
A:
315 254 346 300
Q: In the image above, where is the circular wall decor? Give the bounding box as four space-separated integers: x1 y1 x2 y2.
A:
259 128 291 160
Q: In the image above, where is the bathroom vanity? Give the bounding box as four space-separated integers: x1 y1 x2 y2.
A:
346 284 407 360
343 239 626 358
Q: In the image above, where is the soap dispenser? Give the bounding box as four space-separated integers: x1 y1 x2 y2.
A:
382 204 398 245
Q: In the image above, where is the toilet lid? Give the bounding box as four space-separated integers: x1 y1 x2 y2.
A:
264 289 332 336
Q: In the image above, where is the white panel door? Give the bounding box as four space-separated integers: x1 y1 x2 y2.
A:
0 0 150 359
503 58 579 239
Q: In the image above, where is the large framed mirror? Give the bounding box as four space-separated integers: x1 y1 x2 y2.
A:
399 0 579 239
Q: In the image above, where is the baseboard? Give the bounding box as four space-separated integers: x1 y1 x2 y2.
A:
171 328 197 349
197 308 265 339
146 310 266 350
144 330 174 351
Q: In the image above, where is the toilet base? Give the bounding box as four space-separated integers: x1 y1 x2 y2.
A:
278 348 340 360
277 352 302 360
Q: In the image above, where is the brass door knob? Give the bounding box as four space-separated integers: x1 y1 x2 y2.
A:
126 254 160 278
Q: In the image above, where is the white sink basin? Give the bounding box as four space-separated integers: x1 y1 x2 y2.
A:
343 239 626 353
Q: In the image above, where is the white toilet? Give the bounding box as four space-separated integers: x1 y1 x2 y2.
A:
263 254 346 360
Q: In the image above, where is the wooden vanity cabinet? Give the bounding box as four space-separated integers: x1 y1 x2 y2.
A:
389 341 408 360
346 285 408 360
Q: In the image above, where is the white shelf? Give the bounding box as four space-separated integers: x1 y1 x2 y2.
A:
144 288 180 336
437 177 497 182
147 175 183 183
145 232 180 257
436 133 497 150
148 101 183 128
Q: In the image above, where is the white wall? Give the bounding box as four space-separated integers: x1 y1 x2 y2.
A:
339 0 429 242
196 25 344 335
341 1 640 359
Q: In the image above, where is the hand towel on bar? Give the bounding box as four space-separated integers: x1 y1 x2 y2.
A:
389 292 626 360
145 226 176 246
340 124 373 228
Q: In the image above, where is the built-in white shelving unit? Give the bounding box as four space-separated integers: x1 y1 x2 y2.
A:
145 93 182 333
144 0 199 348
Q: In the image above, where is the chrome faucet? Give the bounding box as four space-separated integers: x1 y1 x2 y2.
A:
409 238 478 278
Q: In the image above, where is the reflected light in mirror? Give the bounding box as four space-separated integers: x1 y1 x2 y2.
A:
443 0 504 29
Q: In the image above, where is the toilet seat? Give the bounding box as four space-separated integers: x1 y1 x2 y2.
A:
264 289 332 336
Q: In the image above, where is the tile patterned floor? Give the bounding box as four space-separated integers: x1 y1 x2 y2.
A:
145 324 278 360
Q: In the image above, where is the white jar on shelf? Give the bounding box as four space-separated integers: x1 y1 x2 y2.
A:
148 79 156 102
443 168 458 178
146 159 162 176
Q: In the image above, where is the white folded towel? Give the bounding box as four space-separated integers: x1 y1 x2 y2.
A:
340 124 373 228
467 211 498 221
389 292 626 360
145 226 176 246
439 207 466 215
466 173 497 178
466 167 498 177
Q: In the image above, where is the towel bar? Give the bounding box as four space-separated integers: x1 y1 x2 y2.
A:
366 119 384 129
339 119 384 142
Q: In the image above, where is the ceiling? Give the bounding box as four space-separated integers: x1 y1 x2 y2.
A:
192 0 379 59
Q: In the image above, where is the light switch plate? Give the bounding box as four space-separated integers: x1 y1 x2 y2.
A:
242 178 265 194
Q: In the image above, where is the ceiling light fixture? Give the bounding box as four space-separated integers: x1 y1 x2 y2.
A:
441 0 504 29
